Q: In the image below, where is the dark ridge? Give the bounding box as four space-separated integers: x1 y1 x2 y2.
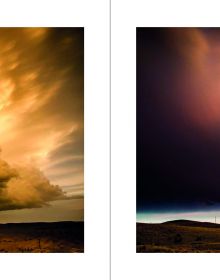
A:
0 221 83 229
137 219 220 228
0 221 83 226
162 219 220 228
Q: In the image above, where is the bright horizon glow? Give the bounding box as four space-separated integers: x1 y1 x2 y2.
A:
137 211 220 224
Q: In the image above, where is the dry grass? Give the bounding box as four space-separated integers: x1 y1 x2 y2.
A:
137 220 220 253
0 221 84 253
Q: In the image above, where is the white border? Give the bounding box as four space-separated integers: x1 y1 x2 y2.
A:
0 1 110 280
112 0 220 280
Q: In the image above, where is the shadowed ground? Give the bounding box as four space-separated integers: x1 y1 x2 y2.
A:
0 221 84 253
137 220 220 253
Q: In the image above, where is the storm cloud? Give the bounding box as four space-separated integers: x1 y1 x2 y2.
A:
0 158 66 211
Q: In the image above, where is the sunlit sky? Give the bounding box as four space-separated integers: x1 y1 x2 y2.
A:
0 28 83 222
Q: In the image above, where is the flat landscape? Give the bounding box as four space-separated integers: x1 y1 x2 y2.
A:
137 220 220 253
0 221 84 253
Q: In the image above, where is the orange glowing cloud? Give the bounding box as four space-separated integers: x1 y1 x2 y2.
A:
168 28 209 70
0 158 67 211
0 28 84 202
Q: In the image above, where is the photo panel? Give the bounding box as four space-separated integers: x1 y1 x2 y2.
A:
137 27 220 253
112 1 220 280
0 27 84 253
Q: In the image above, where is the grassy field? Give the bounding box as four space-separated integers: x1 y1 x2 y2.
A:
0 221 84 253
137 220 220 253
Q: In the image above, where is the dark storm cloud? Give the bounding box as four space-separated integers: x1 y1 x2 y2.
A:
137 28 220 211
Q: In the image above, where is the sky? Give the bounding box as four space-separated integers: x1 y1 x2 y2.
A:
137 28 220 223
0 28 84 222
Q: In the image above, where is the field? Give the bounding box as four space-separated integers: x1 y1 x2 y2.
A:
137 220 220 253
0 221 84 253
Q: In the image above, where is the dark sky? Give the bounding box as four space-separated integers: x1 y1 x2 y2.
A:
137 28 220 213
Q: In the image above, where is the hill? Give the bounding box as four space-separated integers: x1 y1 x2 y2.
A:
137 220 220 253
162 219 220 228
